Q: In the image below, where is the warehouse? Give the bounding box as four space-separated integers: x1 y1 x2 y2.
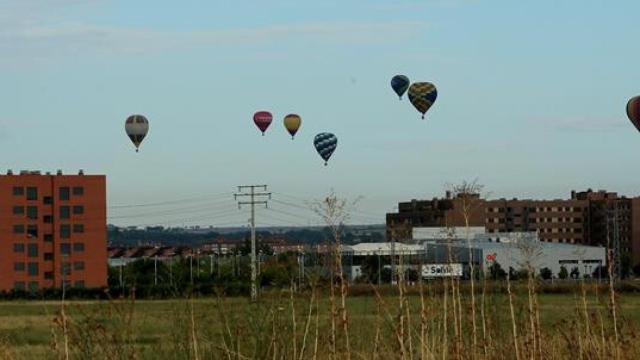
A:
342 228 607 281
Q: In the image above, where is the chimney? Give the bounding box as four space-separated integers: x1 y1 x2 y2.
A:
56 170 62 176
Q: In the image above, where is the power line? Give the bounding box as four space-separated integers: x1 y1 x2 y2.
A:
108 192 232 209
272 191 383 222
108 200 237 219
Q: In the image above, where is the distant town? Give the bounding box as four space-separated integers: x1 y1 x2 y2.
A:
2 170 638 293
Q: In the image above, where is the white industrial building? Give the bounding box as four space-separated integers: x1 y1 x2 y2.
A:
341 227 607 281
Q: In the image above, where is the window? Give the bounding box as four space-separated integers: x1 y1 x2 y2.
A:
27 263 39 276
59 187 70 201
44 272 54 280
44 215 53 224
74 261 85 271
26 187 38 200
13 224 24 234
44 234 53 242
559 260 579 264
14 282 25 291
73 205 84 215
73 224 84 233
13 243 25 253
583 259 602 264
13 186 24 196
59 206 70 220
12 206 24 215
60 225 71 239
60 243 71 255
73 187 84 196
26 206 38 220
43 196 53 205
44 253 53 261
27 225 38 239
73 243 85 252
61 263 71 276
14 262 25 271
74 281 85 289
27 244 38 257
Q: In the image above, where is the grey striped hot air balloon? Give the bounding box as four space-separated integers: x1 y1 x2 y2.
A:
313 132 337 166
125 114 149 152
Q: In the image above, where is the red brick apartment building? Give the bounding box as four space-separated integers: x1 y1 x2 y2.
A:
0 170 107 292
386 189 640 269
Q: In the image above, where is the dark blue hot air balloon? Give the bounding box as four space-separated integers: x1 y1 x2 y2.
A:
313 133 337 166
391 75 410 100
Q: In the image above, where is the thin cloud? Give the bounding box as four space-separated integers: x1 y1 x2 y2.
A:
0 21 428 61
535 116 628 132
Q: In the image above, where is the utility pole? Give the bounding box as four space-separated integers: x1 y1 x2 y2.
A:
606 202 623 282
154 255 158 286
235 185 271 301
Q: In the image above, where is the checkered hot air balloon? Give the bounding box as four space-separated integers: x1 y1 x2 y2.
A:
313 133 337 166
253 111 273 136
408 82 438 119
391 75 410 100
125 114 149 152
283 114 302 139
627 96 640 132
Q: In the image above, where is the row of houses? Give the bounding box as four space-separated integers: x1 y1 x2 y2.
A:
108 237 330 266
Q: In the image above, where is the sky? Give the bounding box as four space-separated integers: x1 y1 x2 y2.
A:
2 0 640 228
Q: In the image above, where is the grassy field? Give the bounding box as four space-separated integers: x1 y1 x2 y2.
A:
0 288 639 359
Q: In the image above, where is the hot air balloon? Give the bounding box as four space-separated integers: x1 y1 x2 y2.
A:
125 114 149 152
627 96 640 132
283 114 302 139
408 82 438 119
314 133 337 166
391 75 410 100
253 111 273 136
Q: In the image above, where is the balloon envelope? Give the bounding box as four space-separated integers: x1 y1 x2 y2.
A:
314 133 337 165
627 96 640 132
283 114 302 139
253 111 273 135
408 82 438 119
391 75 410 99
125 114 149 152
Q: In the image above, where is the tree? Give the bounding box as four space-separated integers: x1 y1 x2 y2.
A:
508 267 519 281
489 262 507 280
360 255 384 284
570 267 580 279
558 266 569 280
592 265 608 279
539 267 552 280
404 268 419 283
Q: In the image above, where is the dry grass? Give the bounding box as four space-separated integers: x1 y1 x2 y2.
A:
0 284 638 359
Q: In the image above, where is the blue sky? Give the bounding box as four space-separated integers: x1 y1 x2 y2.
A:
2 0 640 227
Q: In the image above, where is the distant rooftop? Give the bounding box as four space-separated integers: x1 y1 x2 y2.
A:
3 169 88 176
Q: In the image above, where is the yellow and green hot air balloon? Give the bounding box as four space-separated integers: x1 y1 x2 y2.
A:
283 114 302 139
